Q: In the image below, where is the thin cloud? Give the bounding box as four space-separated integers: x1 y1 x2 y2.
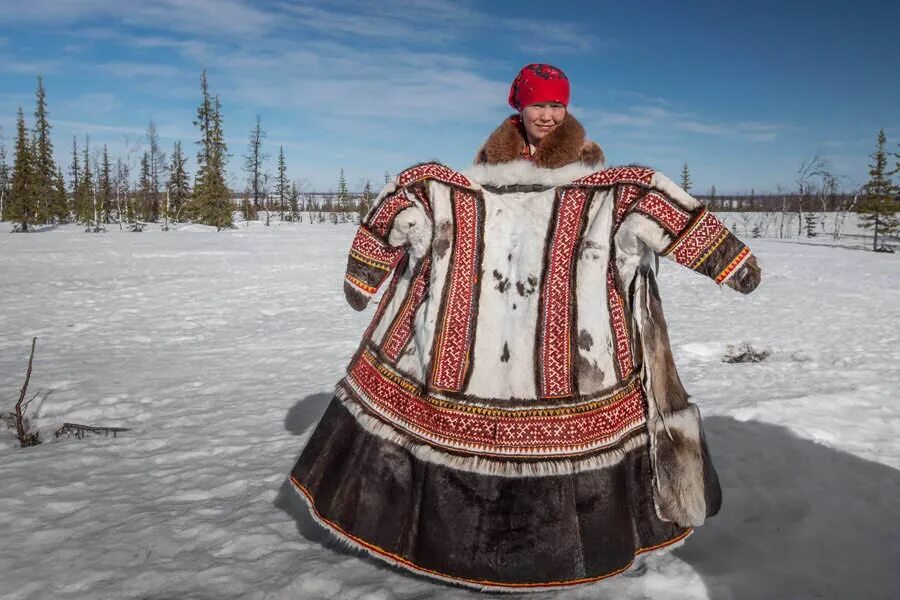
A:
0 0 275 37
588 104 783 143
0 53 61 75
95 61 186 80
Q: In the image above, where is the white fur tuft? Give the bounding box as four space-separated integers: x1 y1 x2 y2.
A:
464 160 598 188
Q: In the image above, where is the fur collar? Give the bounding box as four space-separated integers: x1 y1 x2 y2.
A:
464 160 598 188
474 113 604 170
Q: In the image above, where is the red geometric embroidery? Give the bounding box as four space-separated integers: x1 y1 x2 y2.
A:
382 258 432 362
607 266 634 380
345 273 378 295
396 163 473 189
572 166 655 188
666 209 727 269
349 225 403 271
410 185 432 214
369 191 413 238
349 254 409 367
348 350 646 456
634 191 692 235
538 188 590 399
429 190 481 392
715 245 751 284
615 184 646 226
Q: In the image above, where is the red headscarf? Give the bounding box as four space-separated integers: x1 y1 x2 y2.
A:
508 64 570 111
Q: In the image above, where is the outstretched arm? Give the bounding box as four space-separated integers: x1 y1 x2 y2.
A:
344 183 432 310
616 173 760 294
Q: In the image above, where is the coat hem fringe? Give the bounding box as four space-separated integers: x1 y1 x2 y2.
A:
335 384 651 478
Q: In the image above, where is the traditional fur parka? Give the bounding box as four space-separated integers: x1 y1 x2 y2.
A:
290 112 761 592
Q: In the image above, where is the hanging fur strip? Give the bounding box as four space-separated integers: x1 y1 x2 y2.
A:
632 266 723 527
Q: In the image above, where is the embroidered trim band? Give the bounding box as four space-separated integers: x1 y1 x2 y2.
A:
429 189 483 392
382 258 432 362
538 188 590 399
347 349 647 457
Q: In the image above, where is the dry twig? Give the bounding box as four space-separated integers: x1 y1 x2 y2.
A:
14 337 41 447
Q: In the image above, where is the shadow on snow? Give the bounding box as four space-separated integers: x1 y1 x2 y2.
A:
275 395 900 599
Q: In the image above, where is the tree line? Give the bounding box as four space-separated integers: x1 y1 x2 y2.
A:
1 74 896 247
678 131 900 251
0 73 231 231
0 72 377 232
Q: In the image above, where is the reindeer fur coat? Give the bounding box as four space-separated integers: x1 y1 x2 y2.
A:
290 113 761 592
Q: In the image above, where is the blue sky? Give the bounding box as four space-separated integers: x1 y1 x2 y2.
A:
0 0 898 194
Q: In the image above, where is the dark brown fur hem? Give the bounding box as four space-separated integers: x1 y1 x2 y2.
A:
291 475 693 593
475 114 604 170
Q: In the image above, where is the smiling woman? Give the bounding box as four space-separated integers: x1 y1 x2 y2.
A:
289 63 761 592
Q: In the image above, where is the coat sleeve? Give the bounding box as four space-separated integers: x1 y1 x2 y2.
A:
616 172 761 294
343 182 432 310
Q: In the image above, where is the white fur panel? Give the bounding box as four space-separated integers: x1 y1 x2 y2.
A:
574 191 619 391
411 181 454 375
464 160 597 188
650 172 703 211
618 212 672 256
389 205 432 259
465 187 556 399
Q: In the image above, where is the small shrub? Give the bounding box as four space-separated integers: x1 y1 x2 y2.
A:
723 343 770 364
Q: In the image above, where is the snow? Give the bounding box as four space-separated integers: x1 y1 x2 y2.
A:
0 221 898 599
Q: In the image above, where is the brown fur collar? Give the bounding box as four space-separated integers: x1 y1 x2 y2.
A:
475 113 604 169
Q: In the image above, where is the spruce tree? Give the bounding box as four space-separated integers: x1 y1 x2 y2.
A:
289 180 299 222
139 151 152 222
0 142 10 221
68 137 80 217
680 162 692 193
32 76 57 223
99 145 112 224
191 70 231 229
275 145 288 221
243 115 266 210
166 140 190 222
193 70 212 190
9 108 37 231
146 121 166 222
858 129 899 251
75 136 94 225
337 168 349 218
53 166 67 223
115 157 133 228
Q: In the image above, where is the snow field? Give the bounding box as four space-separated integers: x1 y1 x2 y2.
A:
0 221 897 599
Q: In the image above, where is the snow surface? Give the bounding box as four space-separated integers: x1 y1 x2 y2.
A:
0 221 898 599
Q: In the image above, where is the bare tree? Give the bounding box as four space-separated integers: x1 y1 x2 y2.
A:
796 154 830 237
243 115 268 210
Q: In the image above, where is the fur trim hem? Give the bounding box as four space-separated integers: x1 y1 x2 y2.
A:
334 385 650 478
290 475 694 593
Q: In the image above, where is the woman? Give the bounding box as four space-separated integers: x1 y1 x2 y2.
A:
290 63 760 592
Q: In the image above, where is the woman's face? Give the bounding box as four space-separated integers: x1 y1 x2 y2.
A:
521 103 567 144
